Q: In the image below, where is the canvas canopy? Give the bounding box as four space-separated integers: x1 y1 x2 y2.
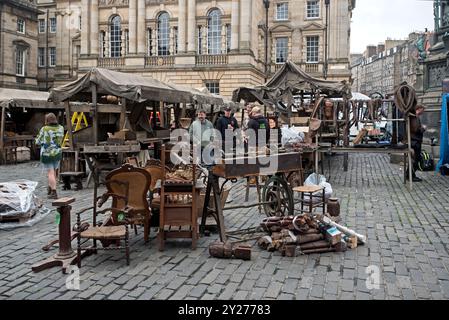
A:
232 61 352 113
49 68 225 106
0 88 61 109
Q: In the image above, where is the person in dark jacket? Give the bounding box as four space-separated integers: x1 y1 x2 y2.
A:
408 105 426 182
216 106 239 153
247 106 270 148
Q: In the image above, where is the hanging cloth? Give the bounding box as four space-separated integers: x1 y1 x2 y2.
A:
437 93 449 172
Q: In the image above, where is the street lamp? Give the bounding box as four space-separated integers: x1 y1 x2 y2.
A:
263 0 270 83
324 0 330 79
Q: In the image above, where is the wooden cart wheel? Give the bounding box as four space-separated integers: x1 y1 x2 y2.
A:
262 175 294 217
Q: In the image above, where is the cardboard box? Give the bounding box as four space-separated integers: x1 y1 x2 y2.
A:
325 226 342 246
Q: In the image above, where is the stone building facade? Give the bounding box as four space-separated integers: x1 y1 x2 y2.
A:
0 0 41 90
35 0 355 98
350 33 426 97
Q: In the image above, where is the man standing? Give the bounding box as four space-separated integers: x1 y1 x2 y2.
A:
216 106 239 153
247 106 270 149
408 105 426 182
189 109 216 164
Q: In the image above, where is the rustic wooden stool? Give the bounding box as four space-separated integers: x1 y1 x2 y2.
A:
292 184 326 215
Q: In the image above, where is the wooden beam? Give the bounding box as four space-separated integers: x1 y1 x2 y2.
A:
120 99 127 130
91 84 98 145
69 102 123 113
0 106 5 162
65 101 74 151
160 101 165 128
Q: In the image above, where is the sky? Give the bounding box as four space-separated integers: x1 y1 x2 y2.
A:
351 0 435 53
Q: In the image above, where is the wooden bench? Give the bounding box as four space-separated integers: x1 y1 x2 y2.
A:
59 172 84 190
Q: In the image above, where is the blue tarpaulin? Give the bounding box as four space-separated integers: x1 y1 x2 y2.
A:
437 94 449 172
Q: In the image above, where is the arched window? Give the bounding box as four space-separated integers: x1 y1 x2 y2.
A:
207 9 221 54
110 15 122 58
157 12 170 56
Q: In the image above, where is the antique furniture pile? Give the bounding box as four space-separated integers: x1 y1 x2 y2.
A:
257 213 365 257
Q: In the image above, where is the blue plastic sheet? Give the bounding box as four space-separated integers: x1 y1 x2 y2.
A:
437 94 449 172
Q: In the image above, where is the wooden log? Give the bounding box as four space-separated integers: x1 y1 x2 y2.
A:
296 233 324 245
299 240 330 251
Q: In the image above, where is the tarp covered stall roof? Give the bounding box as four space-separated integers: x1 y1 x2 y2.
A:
49 68 193 104
232 61 352 110
167 83 224 106
0 88 62 109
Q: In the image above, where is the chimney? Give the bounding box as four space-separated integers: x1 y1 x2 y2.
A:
377 43 385 54
365 45 377 58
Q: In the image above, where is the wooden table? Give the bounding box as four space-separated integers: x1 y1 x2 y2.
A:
81 144 141 187
201 151 304 242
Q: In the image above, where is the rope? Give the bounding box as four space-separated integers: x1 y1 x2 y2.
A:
394 83 417 115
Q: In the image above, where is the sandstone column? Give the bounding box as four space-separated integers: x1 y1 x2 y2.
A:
178 0 187 53
187 0 196 53
129 0 137 54
137 0 146 54
90 0 99 55
231 0 239 51
80 0 89 55
239 0 252 51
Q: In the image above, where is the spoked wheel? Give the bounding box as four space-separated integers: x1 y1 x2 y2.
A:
262 175 294 217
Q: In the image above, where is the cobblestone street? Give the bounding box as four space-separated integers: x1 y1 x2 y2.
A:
1 153 449 300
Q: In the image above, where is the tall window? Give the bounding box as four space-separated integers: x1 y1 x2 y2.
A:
39 19 46 33
174 27 178 54
207 9 222 54
226 24 231 53
100 31 105 57
198 26 203 54
17 18 25 34
16 47 26 76
38 47 45 67
157 12 170 56
125 30 129 55
110 16 122 58
306 36 319 62
148 28 153 56
276 3 289 21
50 17 56 33
306 1 320 19
205 81 220 95
276 37 288 63
49 47 56 67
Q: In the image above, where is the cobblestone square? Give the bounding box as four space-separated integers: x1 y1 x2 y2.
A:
1 153 449 300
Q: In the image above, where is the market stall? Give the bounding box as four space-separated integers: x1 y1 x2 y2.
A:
0 88 64 164
48 68 237 184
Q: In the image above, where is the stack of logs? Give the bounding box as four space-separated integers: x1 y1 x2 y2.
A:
257 214 360 257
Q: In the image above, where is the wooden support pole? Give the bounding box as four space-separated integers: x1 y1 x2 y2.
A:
64 101 74 151
120 99 127 130
91 84 98 145
407 115 413 190
160 101 165 128
0 106 5 162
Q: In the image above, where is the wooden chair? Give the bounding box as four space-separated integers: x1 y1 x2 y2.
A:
105 164 152 243
76 180 131 267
